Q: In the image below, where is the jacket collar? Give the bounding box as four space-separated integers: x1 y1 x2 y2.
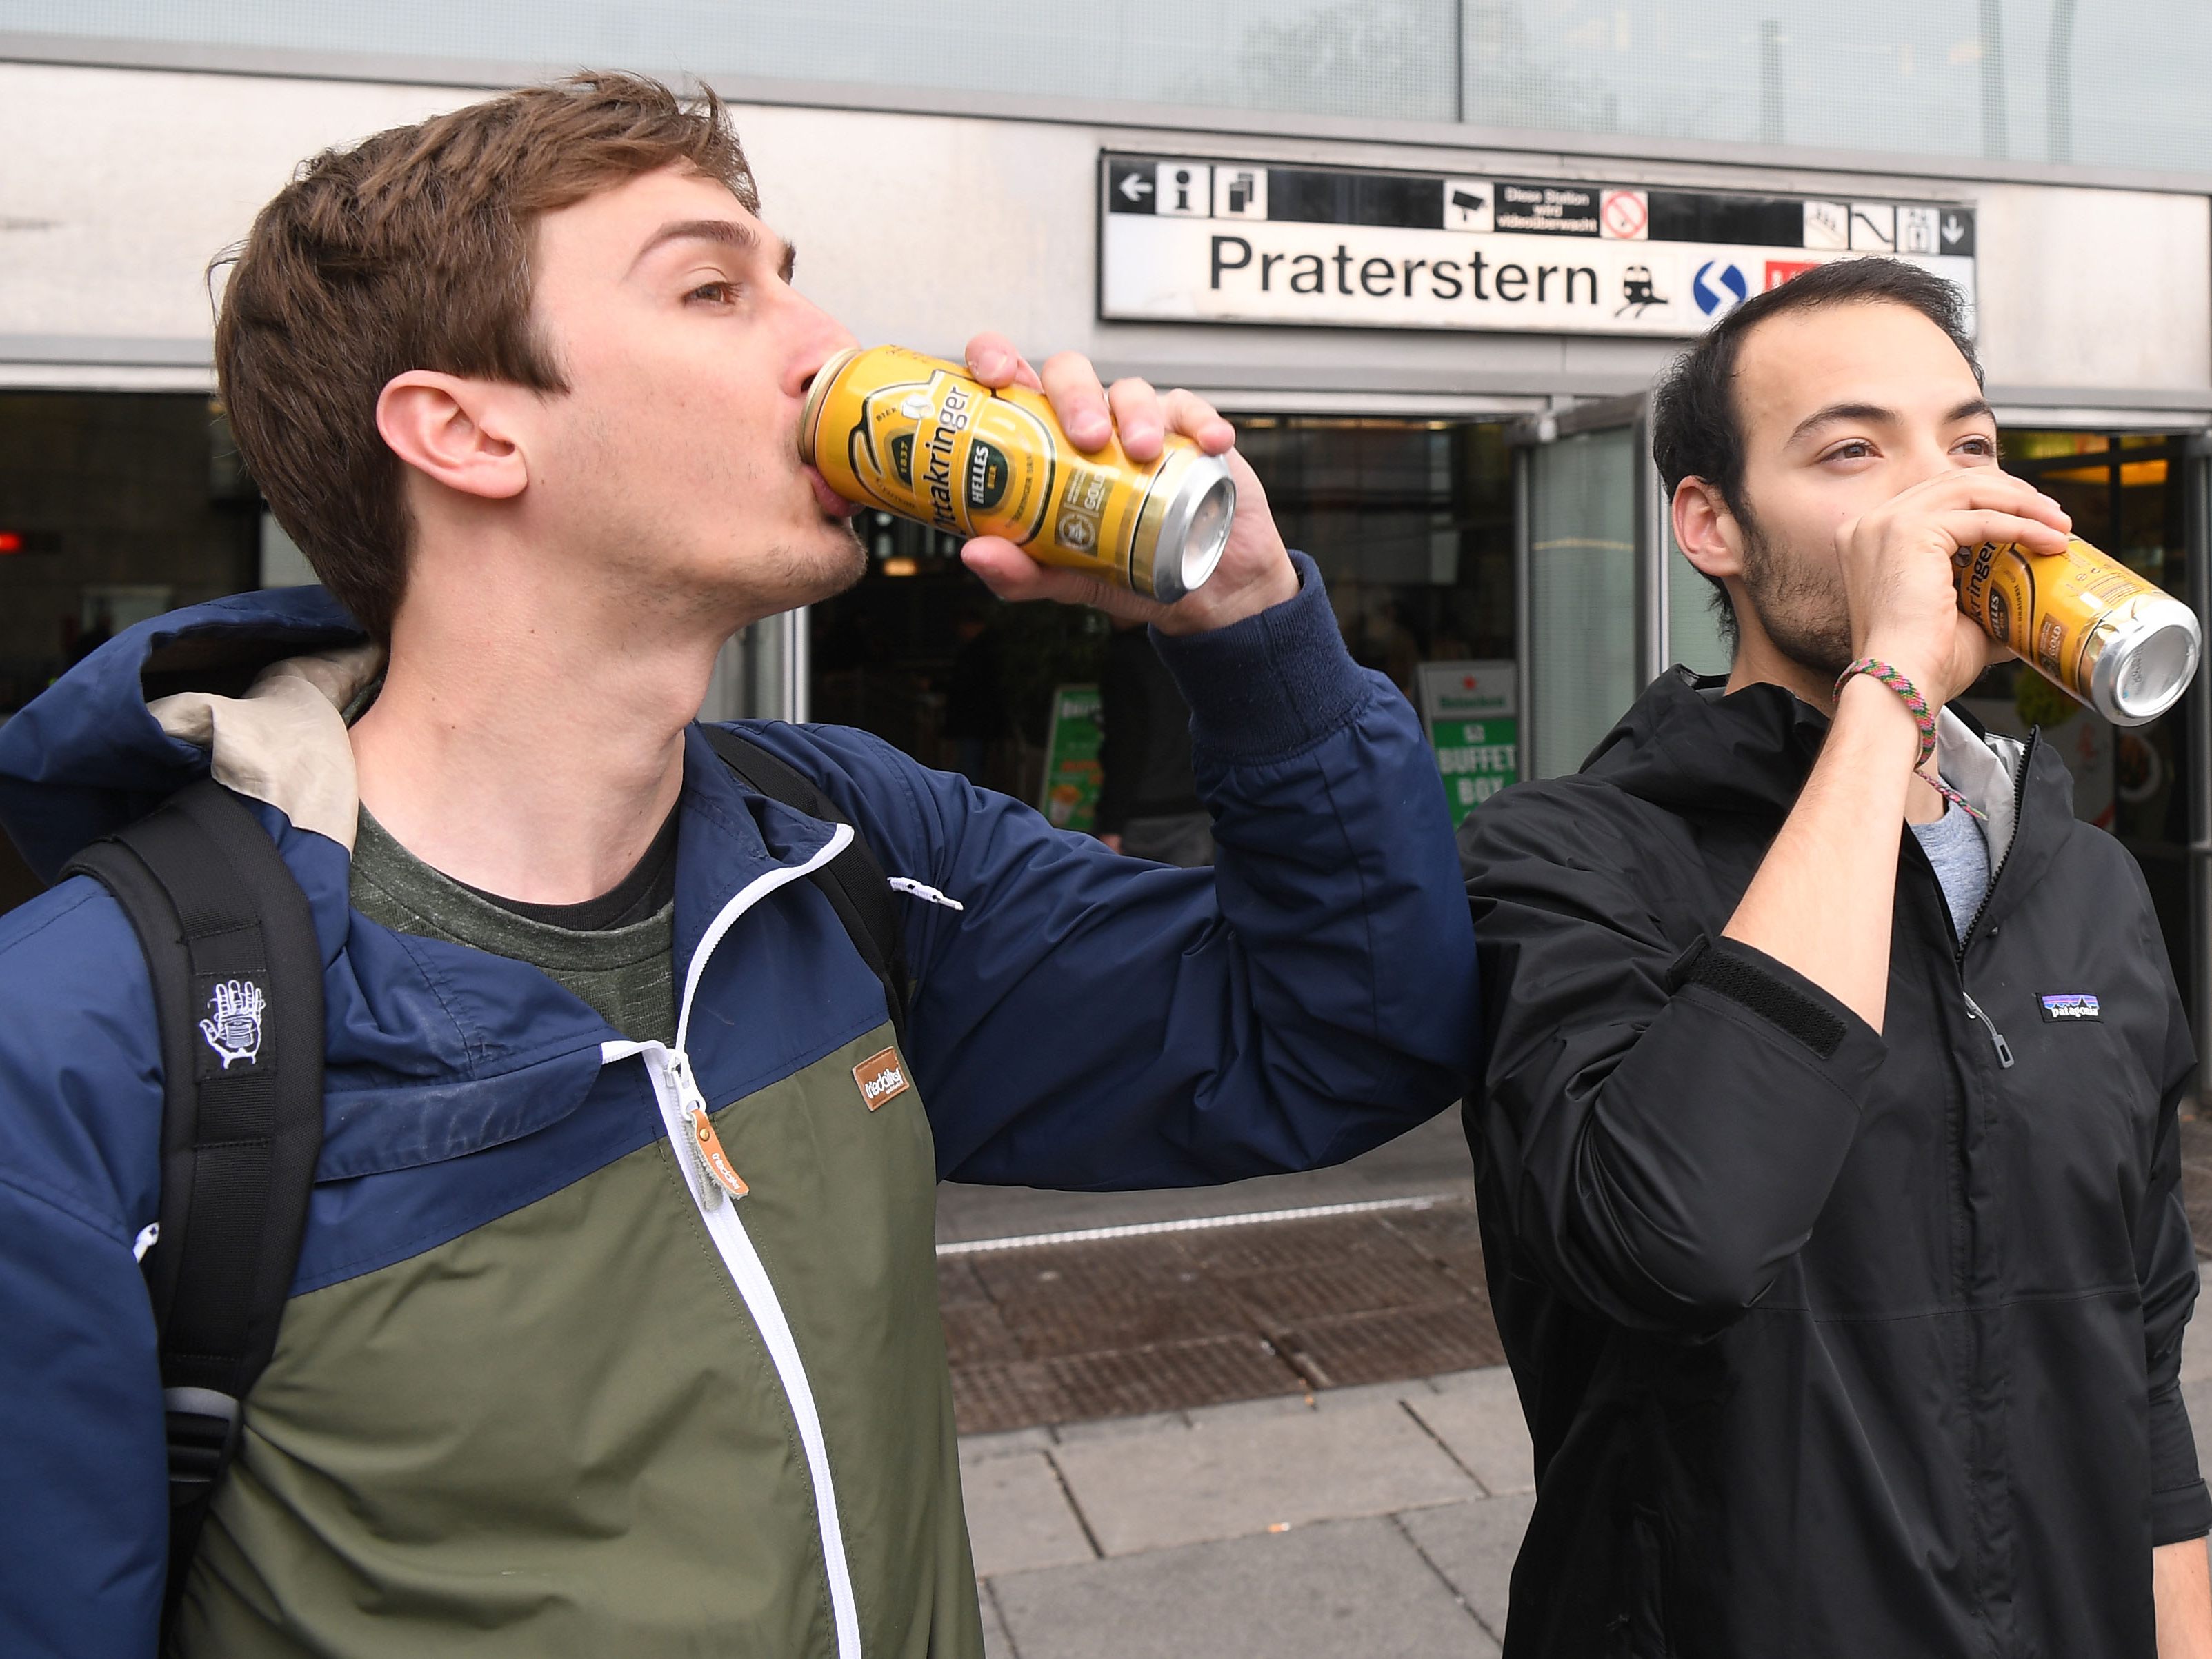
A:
318 728 844 1180
1593 667 2069 899
0 587 848 1176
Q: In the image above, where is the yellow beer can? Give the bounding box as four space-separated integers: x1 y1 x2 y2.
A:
1953 535 2200 726
799 346 1235 602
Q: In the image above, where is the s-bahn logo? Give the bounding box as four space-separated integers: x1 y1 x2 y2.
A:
199 977 266 1069
1692 260 1749 318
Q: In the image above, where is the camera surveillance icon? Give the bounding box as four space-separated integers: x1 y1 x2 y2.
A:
1443 180 1492 232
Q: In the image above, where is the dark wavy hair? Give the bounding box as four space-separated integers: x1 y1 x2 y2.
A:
1650 257 1982 652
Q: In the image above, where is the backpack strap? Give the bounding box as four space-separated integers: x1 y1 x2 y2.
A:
61 778 326 1631
699 726 911 1051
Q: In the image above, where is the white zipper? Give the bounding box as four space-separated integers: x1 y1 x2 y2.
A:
601 819 864 1659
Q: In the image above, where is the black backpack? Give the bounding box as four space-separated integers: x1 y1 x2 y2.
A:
61 728 908 1631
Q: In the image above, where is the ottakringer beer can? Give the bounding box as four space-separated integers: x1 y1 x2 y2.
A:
800 346 1236 602
1953 535 2201 726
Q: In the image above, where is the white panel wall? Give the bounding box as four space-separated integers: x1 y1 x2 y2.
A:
1972 183 2211 393
0 63 472 348
0 60 2203 410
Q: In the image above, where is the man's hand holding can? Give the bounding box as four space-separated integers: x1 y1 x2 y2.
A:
956 330 1300 634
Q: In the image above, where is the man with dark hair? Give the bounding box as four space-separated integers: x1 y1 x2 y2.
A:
1462 256 2212 1654
0 74 1477 1656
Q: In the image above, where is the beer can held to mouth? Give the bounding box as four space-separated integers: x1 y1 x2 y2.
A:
1953 535 2200 726
799 345 1236 602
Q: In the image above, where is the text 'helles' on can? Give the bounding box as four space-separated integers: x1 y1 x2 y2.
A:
1953 536 2200 726
799 346 1236 602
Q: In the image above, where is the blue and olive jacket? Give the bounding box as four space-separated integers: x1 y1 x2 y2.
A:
0 558 1478 1658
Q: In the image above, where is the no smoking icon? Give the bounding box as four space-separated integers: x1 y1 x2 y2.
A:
1600 188 1648 241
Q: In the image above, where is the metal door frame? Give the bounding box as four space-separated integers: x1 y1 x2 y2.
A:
1509 393 1666 781
699 608 811 724
2185 434 2212 1061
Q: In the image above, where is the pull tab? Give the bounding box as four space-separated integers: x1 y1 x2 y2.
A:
684 1102 750 1202
1962 991 2015 1069
662 1051 749 1206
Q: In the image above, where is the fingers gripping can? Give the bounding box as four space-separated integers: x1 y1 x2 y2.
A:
799 346 1236 602
1953 536 2200 726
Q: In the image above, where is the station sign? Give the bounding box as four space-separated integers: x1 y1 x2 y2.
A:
1100 154 1976 339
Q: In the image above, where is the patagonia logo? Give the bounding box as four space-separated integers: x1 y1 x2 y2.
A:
197 975 266 1073
2040 993 2102 1023
853 1047 910 1111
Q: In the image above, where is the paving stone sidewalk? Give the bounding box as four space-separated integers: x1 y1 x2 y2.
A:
965 1269 2212 1658
962 1364 1533 1657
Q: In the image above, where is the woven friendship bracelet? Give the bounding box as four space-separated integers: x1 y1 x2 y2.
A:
1834 658 1987 822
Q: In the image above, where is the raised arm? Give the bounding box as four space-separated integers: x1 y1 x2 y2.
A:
1465 790 1889 1329
751 555 1479 1188
1717 466 2066 1027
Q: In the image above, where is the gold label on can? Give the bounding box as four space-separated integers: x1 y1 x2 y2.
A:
837 359 1055 544
1953 535 2184 720
801 345 1223 598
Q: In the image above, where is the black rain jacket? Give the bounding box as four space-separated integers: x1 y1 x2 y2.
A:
1461 668 2210 1658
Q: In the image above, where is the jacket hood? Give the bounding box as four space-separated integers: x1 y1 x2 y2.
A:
0 586 368 883
1580 668 1829 820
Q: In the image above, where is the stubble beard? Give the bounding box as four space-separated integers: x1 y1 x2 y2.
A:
748 519 868 617
1737 503 1855 682
810 519 868 603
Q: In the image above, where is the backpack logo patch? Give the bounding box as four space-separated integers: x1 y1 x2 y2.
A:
199 977 266 1069
2040 993 2102 1023
853 1046 909 1111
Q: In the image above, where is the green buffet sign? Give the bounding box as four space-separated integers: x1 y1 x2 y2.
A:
1418 660 1519 827
1038 683 1104 833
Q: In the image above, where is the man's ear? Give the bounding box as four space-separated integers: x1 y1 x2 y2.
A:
375 372 528 501
1673 476 1745 582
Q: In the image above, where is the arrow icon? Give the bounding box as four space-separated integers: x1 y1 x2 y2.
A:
1118 172 1154 204
1941 213 1965 246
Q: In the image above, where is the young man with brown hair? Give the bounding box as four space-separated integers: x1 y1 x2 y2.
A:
1463 256 2212 1655
0 75 1477 1656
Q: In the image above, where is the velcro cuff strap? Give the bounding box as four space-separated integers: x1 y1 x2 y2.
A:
1666 935 1847 1061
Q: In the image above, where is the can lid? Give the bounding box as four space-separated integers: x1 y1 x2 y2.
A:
1149 456 1235 602
797 346 859 467
2094 599 2201 725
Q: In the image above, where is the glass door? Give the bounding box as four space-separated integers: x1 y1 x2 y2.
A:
1515 395 1668 780
1992 428 2210 1045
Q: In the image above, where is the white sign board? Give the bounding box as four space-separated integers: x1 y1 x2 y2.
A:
1101 155 1976 339
1417 659 1517 731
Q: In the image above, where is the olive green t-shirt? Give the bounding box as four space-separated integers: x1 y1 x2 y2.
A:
349 807 679 1047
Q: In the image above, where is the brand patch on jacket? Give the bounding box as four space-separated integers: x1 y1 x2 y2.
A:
196 975 266 1073
853 1047 910 1111
2040 993 2102 1022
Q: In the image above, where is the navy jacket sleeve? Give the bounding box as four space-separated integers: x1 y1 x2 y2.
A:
750 554 1479 1187
1463 780 1889 1331
0 882 170 1658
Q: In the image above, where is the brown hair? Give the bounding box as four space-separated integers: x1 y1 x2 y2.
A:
213 72 757 639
